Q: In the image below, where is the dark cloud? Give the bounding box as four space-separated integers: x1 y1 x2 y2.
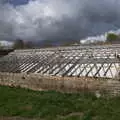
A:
0 0 120 42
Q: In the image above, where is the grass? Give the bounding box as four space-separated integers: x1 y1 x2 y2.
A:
0 86 120 120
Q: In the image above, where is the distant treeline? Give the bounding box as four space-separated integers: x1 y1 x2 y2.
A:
1 33 119 50
12 39 80 49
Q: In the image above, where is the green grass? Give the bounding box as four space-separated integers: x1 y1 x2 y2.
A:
0 85 120 120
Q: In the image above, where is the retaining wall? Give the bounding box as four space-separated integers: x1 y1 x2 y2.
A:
0 72 120 96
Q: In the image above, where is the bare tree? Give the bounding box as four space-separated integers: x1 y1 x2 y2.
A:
13 39 25 49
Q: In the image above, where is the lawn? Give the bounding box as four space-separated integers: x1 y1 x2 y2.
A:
0 85 120 120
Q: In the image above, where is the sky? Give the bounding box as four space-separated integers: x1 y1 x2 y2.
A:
7 0 29 5
0 0 120 43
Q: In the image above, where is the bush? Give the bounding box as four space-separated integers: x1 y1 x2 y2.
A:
106 33 120 44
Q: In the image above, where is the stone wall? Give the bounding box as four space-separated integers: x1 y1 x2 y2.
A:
0 72 120 96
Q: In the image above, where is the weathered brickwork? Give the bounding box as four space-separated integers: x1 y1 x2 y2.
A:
0 72 120 96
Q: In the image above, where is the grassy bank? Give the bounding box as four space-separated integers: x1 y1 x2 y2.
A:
0 85 120 120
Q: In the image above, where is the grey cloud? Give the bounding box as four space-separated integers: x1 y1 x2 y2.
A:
0 0 120 42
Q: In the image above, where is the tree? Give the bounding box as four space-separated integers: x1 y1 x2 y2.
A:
13 39 25 49
106 33 119 44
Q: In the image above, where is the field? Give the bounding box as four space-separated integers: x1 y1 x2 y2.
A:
0 86 120 120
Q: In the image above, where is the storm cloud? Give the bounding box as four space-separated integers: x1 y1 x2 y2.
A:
0 0 120 42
